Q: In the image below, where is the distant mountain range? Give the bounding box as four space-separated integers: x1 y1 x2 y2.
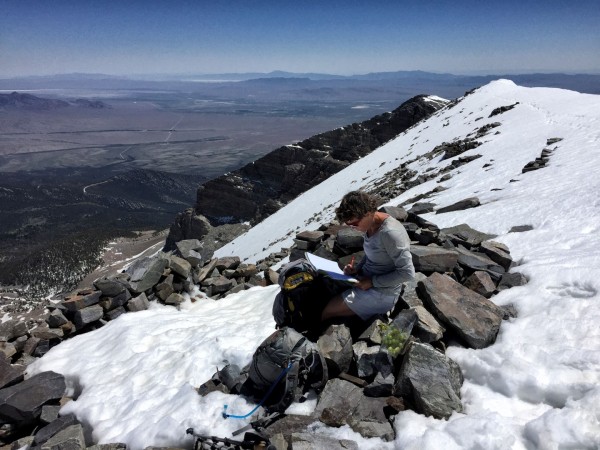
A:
0 92 109 109
1 71 599 97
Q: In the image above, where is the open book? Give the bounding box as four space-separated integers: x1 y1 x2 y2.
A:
305 252 358 284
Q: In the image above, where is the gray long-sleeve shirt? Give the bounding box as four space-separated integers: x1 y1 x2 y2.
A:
357 216 415 296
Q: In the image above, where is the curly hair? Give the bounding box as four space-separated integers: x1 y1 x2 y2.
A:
335 191 380 223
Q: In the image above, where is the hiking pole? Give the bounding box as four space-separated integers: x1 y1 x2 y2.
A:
232 411 283 436
186 428 275 450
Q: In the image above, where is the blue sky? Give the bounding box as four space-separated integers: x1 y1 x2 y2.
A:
1 0 599 77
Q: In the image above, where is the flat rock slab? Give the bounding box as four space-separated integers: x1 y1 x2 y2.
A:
417 272 504 349
313 379 394 441
0 357 25 389
336 228 364 249
441 223 496 248
126 256 169 293
436 197 480 214
169 255 192 278
74 305 104 329
62 291 102 312
127 293 150 312
0 371 66 423
40 423 86 450
0 319 28 341
93 277 126 297
290 433 358 450
410 245 458 273
411 305 445 343
395 342 463 419
317 324 353 373
480 240 512 270
455 246 505 279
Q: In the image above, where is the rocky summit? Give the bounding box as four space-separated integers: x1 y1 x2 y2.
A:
0 198 526 449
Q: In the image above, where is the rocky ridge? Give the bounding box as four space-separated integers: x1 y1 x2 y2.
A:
0 200 528 449
165 95 447 249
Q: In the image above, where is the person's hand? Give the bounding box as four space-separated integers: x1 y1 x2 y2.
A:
356 277 373 291
343 264 358 275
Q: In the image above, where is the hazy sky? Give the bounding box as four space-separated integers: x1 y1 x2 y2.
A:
2 0 599 77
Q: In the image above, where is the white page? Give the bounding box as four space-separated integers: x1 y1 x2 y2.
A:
305 252 358 283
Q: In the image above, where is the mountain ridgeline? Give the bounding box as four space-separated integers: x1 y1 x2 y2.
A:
165 95 447 249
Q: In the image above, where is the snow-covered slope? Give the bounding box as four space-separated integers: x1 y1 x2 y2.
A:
30 80 600 449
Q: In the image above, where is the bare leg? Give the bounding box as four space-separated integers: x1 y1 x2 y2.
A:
321 295 356 321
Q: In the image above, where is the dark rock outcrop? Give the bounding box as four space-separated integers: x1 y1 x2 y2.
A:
172 96 445 235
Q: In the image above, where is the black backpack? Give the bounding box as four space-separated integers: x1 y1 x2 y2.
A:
240 327 328 413
272 258 333 336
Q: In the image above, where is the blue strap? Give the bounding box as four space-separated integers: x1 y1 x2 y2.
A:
222 361 294 419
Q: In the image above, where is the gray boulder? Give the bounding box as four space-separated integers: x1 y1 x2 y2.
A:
464 271 496 297
296 230 324 245
0 319 28 341
410 245 459 273
290 433 358 450
195 259 217 283
364 371 395 397
127 293 150 312
336 227 364 250
93 277 126 297
125 256 169 294
353 342 393 379
47 309 69 328
317 325 353 373
380 205 408 221
1 341 17 359
98 290 131 312
61 291 102 312
441 223 495 248
0 357 24 389
455 246 505 279
395 342 463 419
40 405 61 424
412 306 445 343
210 277 235 294
34 414 80 446
313 379 394 441
176 239 204 267
104 307 126 321
436 197 480 214
398 272 427 308
417 273 504 349
215 257 240 271
73 305 104 329
0 371 65 422
391 309 418 336
262 414 315 443
165 293 185 305
87 444 127 450
40 423 86 450
232 264 258 278
358 319 385 345
408 202 436 215
497 272 528 291
169 255 192 279
480 240 512 270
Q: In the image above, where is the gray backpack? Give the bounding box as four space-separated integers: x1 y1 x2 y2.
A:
242 327 328 413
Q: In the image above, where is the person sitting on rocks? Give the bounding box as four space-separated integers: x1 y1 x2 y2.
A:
321 191 415 322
